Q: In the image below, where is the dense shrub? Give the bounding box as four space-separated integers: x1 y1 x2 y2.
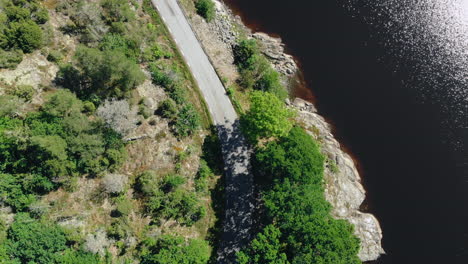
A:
237 225 288 264
239 127 361 263
0 49 23 69
140 235 210 264
55 249 102 264
47 50 63 62
241 91 294 143
56 46 145 100
233 39 288 99
174 104 201 137
254 126 324 185
136 173 205 226
158 99 178 120
4 20 43 52
142 44 172 62
99 33 140 61
0 0 48 57
149 63 174 88
0 90 126 211
195 159 213 193
5 213 67 264
8 84 35 101
195 0 215 22
101 0 135 23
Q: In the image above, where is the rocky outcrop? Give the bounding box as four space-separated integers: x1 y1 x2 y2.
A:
252 32 297 76
291 98 385 261
180 0 384 261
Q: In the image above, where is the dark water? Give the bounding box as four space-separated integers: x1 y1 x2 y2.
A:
223 0 468 263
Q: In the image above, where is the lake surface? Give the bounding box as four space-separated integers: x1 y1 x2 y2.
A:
223 0 468 263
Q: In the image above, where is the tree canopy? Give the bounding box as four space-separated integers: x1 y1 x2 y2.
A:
239 127 361 264
0 90 126 211
140 235 211 264
56 45 145 101
241 90 294 143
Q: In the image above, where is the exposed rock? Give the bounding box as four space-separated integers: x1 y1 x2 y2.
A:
293 100 385 261
252 32 298 76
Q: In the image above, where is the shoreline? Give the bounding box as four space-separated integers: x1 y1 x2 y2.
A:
178 0 384 261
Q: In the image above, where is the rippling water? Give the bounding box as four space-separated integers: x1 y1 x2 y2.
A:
346 0 468 150
224 0 468 263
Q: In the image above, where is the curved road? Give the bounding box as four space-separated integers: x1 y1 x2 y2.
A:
152 0 254 262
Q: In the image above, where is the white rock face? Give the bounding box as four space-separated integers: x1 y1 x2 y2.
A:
292 98 385 261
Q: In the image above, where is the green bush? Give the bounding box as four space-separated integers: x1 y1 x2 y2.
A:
0 0 47 66
234 39 288 99
237 225 288 264
136 170 159 196
83 101 96 113
5 213 67 264
0 49 23 69
160 174 185 193
5 20 43 52
140 235 210 264
0 90 126 210
9 84 35 101
56 46 145 100
174 104 200 138
137 172 205 226
142 44 172 62
55 249 101 264
195 0 215 22
241 91 294 143
195 159 212 193
233 39 259 70
115 196 133 216
99 33 140 61
101 0 136 23
148 63 174 88
47 50 63 63
158 98 178 120
254 126 324 185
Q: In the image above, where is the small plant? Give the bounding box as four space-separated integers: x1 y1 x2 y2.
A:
83 101 96 113
195 0 215 22
9 84 35 101
47 50 63 63
174 104 200 138
158 98 178 120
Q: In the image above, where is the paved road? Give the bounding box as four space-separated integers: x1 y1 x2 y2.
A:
152 0 254 262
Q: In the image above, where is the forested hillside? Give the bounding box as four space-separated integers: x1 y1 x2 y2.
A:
0 0 222 263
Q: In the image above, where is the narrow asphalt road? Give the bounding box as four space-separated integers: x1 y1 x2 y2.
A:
152 0 254 262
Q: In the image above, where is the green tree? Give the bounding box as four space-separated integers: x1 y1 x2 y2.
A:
57 46 145 100
241 91 294 143
195 0 215 22
255 126 324 185
233 39 259 70
101 0 135 23
237 225 289 264
5 20 43 52
5 213 67 264
140 235 210 264
55 249 102 264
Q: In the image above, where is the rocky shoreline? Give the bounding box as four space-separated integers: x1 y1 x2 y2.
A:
179 0 384 261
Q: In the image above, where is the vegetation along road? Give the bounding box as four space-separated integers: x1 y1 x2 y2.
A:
152 0 254 262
